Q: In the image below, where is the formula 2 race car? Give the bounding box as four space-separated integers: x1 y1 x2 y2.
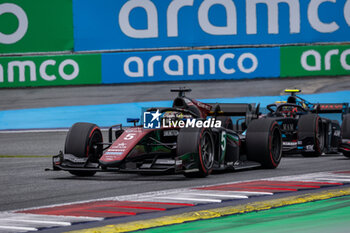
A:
259 89 350 157
51 88 282 178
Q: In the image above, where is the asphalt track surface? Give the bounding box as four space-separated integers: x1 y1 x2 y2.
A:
1 76 350 110
0 146 348 212
0 76 349 231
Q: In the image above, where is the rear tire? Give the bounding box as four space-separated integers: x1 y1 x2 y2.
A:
177 128 215 178
216 116 233 130
341 114 350 158
298 114 324 157
65 122 103 177
341 114 350 139
246 118 282 169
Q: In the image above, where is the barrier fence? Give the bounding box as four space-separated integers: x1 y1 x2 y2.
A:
0 54 101 87
0 0 349 87
0 0 73 54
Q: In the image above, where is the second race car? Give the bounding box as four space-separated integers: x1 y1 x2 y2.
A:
257 89 350 157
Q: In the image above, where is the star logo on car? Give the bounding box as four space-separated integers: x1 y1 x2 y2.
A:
151 109 161 122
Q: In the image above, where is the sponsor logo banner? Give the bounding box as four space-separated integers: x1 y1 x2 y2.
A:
0 54 101 87
102 47 280 84
73 0 350 51
0 0 73 54
281 44 350 77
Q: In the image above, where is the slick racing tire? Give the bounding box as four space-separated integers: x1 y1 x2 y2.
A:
246 118 282 169
341 114 350 158
298 114 325 157
215 116 234 130
65 122 103 177
343 150 350 158
177 128 215 178
342 114 350 139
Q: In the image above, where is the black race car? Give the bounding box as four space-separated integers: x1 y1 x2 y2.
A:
51 88 282 178
258 89 350 157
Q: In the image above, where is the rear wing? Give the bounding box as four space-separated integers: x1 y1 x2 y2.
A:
207 103 256 117
311 103 349 118
206 103 258 130
312 103 349 113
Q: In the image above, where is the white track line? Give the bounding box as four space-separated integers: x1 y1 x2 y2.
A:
157 196 222 203
314 178 350 182
108 189 191 202
2 219 71 226
0 225 37 231
230 191 273 195
182 192 249 199
0 213 103 222
194 190 274 196
266 172 339 182
1 170 346 233
327 175 350 178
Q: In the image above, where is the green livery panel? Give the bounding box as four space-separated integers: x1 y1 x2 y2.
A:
281 44 350 77
0 54 101 87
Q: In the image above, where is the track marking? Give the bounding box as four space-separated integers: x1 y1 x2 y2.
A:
2 219 71 226
67 187 350 233
0 213 102 221
0 225 37 231
4 171 350 232
96 205 166 211
197 184 299 192
203 190 274 195
314 178 350 182
84 210 137 216
122 201 195 206
334 171 350 174
327 175 350 178
157 196 222 203
181 192 249 199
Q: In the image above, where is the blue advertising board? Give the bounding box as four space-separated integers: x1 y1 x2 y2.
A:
102 47 280 83
73 0 350 51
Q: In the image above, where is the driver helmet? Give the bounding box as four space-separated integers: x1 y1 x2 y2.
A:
287 96 297 104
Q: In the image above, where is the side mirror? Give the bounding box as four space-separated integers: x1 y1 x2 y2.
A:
127 118 140 126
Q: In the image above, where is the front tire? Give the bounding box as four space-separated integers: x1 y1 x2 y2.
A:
177 128 215 178
246 118 282 169
65 122 103 177
343 151 350 158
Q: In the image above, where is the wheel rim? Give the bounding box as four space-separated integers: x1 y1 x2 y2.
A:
200 131 214 170
88 130 103 161
271 127 282 162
